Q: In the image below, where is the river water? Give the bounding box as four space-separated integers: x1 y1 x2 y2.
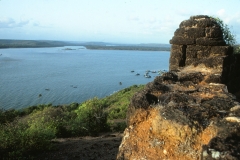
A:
0 46 170 109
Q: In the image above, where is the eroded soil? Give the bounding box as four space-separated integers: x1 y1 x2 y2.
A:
35 133 123 160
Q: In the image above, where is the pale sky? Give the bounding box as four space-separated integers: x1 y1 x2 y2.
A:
0 0 240 44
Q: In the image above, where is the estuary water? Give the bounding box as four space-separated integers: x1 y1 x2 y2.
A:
0 46 170 110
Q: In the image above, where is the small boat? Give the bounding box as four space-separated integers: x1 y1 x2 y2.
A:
151 71 157 73
136 73 140 76
144 73 151 78
119 82 122 85
146 70 150 73
70 85 77 88
144 75 151 78
131 70 135 72
158 70 167 75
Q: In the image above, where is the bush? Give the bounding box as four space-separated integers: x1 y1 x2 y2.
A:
113 122 127 132
211 16 236 46
0 109 20 124
74 97 109 136
108 105 128 120
234 45 240 54
0 121 55 159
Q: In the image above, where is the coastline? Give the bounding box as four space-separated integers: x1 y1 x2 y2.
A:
0 39 170 51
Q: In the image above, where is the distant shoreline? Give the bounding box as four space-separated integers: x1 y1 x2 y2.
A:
0 39 170 51
84 45 170 51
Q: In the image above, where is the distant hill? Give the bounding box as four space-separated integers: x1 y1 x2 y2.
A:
0 39 170 51
83 45 170 51
0 39 72 48
76 42 170 51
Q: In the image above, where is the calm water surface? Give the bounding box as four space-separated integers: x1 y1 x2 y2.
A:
0 46 170 109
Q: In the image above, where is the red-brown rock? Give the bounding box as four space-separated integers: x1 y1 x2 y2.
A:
117 15 240 160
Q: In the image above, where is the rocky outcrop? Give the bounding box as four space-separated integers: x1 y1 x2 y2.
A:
117 15 240 160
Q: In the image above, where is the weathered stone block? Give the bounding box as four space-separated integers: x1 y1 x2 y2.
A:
185 28 205 38
129 90 154 109
171 44 185 50
179 19 197 28
179 17 217 28
205 74 222 83
186 45 211 59
192 56 226 69
197 50 212 58
210 46 233 56
169 45 186 70
206 27 223 38
161 72 178 82
195 18 217 28
196 37 226 46
170 36 195 45
174 28 205 39
179 72 204 84
170 44 184 58
185 58 197 66
170 50 183 59
169 58 180 71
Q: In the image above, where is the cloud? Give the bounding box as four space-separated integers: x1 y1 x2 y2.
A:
128 15 140 21
217 9 225 17
0 17 29 28
148 17 156 23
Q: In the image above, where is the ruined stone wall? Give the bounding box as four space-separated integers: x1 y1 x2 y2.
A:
169 15 232 76
117 15 240 160
169 15 240 97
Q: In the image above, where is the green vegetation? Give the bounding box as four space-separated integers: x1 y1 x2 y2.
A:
0 84 144 159
211 16 237 46
234 45 240 54
211 16 240 54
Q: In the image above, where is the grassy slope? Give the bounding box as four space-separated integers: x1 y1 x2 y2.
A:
0 84 144 159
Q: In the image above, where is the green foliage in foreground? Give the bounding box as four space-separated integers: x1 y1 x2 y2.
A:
0 84 144 159
234 45 240 54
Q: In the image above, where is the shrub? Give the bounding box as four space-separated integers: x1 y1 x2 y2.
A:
0 109 20 124
108 105 128 120
74 97 109 136
211 16 236 46
112 122 127 132
0 121 55 159
234 45 240 54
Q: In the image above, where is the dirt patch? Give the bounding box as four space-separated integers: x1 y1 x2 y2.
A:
35 133 123 160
